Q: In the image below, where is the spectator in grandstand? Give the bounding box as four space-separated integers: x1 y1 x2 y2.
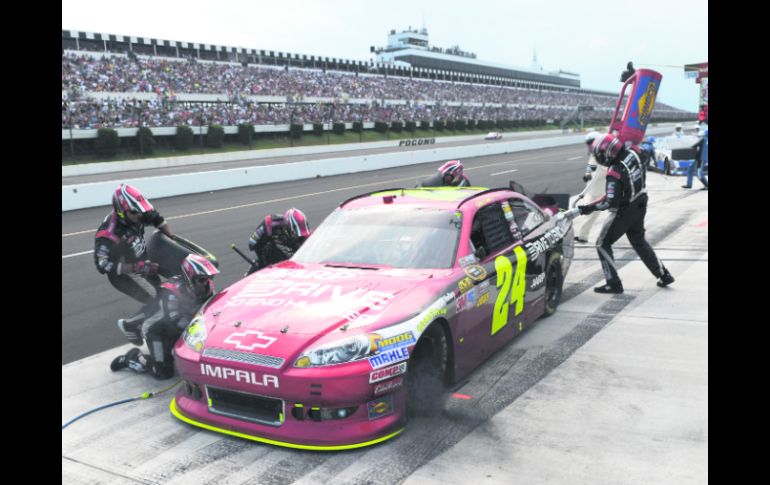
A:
573 131 606 244
95 184 174 304
111 254 218 379
61 53 692 131
419 160 471 187
247 208 312 274
577 133 674 294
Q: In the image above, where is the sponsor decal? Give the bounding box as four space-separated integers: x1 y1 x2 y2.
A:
458 277 474 294
128 235 146 258
455 293 468 314
369 362 408 383
368 347 409 369
464 264 488 282
268 268 357 280
345 313 383 329
531 272 546 289
466 287 477 307
458 254 477 267
223 330 277 350
376 331 416 352
636 79 658 128
501 201 514 221
225 279 395 311
398 138 436 147
416 307 447 333
475 197 494 207
367 394 395 420
200 364 279 388
524 223 569 261
491 248 528 336
374 377 404 396
476 291 491 307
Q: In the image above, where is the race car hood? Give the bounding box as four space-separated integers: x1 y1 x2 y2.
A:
199 261 452 358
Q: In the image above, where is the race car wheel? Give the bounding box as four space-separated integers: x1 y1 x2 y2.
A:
407 323 449 417
543 252 564 317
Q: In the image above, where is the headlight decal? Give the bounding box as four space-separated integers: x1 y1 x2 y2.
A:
183 314 208 352
293 294 452 368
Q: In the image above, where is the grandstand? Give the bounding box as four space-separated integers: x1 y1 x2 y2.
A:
372 27 580 90
61 29 693 147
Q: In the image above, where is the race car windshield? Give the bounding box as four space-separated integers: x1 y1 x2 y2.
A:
293 206 460 269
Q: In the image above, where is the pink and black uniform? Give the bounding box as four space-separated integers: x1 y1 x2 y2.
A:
94 184 170 304
112 254 219 379
420 160 471 187
578 133 674 293
247 208 311 273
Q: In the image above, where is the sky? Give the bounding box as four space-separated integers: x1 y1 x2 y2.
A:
62 0 708 112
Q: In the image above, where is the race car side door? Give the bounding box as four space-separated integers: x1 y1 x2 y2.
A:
452 198 528 381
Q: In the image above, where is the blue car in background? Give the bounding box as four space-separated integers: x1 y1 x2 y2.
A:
647 135 701 176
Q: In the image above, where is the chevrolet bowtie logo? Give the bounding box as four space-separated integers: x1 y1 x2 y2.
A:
223 330 277 350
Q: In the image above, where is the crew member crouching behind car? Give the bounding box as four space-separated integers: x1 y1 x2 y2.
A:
247 208 312 274
577 133 674 294
419 160 471 187
111 254 219 379
574 131 606 244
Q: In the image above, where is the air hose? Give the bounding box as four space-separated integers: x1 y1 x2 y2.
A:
62 379 181 430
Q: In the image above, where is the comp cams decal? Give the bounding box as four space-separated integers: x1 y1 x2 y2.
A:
369 362 408 383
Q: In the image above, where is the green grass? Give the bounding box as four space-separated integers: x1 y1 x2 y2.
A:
61 126 561 166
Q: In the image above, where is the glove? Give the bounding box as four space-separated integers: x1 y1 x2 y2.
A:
582 174 592 182
555 208 581 222
134 260 159 277
578 205 596 216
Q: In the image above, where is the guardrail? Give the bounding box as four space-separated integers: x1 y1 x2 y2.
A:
62 126 675 211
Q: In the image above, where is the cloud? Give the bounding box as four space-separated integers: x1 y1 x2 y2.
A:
589 37 609 49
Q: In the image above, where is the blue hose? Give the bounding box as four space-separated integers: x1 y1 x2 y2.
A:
62 380 181 430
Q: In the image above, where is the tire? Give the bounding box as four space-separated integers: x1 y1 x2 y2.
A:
664 158 672 176
406 323 449 417
543 252 564 317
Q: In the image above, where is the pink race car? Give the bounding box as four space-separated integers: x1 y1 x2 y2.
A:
171 185 574 450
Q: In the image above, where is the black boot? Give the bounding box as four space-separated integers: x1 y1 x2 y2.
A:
110 348 148 373
657 269 675 287
117 313 145 346
594 281 624 294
